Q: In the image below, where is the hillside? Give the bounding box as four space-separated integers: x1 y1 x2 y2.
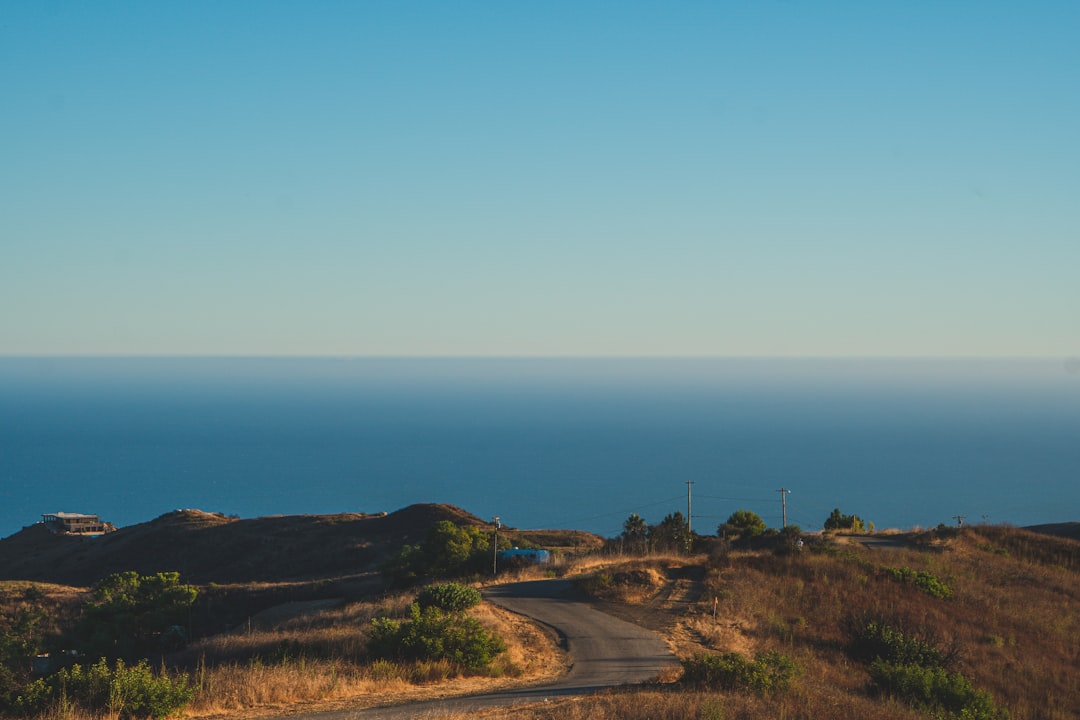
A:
2 515 1078 719
0 504 602 587
492 524 1080 720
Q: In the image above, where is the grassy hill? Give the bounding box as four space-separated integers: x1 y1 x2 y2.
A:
2 510 1077 720
0 504 603 587
503 524 1080 720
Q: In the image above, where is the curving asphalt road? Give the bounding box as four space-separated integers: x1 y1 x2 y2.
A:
268 579 675 719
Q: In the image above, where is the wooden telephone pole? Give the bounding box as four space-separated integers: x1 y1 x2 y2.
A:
777 488 790 529
492 516 501 576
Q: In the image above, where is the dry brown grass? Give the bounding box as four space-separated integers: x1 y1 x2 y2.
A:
11 526 1078 720
525 528 1079 720
176 592 564 718
430 686 922 720
686 530 1079 720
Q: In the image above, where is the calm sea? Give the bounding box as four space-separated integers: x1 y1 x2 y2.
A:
1 357 1078 541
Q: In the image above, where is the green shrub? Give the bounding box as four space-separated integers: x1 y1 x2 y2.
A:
720 510 767 538
824 508 866 532
15 658 193 719
368 604 506 671
848 619 946 668
885 566 953 599
0 607 47 709
870 660 1009 720
416 583 482 612
78 572 198 659
380 522 505 584
680 651 798 695
774 525 805 556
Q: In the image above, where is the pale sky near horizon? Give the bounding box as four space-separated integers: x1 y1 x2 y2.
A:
2 2 1078 357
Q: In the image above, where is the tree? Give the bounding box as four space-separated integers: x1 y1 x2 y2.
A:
824 508 865 532
775 525 805 556
622 513 648 555
77 572 198 660
0 606 46 708
650 512 691 553
383 520 503 585
721 509 767 538
423 521 478 574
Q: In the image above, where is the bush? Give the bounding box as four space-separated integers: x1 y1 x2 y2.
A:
720 510 767 538
416 583 482 612
680 651 798 695
824 508 865 532
381 521 504 584
847 619 1004 719
885 566 953 599
774 525 805 556
848 619 946 668
78 572 198 660
870 660 1009 719
0 607 46 709
368 604 506 671
16 658 193 719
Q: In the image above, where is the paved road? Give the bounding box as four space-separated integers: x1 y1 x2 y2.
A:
268 579 675 719
847 534 911 549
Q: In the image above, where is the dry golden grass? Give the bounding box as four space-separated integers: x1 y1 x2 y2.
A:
176 592 564 719
522 528 1079 720
12 526 1078 720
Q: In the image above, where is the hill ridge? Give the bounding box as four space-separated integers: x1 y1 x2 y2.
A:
0 503 599 587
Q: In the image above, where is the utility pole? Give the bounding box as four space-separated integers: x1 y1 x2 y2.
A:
686 481 695 553
686 481 694 536
953 514 966 528
777 488 790 529
492 516 500 576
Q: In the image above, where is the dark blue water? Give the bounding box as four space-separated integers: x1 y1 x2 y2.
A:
1 357 1078 540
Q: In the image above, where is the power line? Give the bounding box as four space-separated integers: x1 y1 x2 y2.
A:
548 495 685 528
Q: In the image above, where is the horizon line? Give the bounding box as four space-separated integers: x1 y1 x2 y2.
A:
0 353 1073 360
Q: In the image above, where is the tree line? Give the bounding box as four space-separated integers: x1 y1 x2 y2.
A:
619 506 870 554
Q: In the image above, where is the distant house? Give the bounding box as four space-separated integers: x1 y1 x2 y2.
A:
498 547 552 565
41 512 114 536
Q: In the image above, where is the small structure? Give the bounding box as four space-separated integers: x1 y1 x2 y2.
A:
41 512 114 537
498 547 552 565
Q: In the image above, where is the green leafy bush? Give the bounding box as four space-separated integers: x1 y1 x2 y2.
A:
416 583 482 612
16 658 193 719
885 566 953 599
720 510 767 538
824 508 866 532
680 651 798 695
381 521 505 584
78 572 198 659
368 604 506 671
848 620 945 668
0 607 46 708
848 620 1005 719
870 660 1009 720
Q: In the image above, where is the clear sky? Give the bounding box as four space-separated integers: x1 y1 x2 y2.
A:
2 1 1078 357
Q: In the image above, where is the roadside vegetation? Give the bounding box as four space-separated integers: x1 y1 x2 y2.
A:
0 575 532 719
2 506 1078 720
498 521 1077 720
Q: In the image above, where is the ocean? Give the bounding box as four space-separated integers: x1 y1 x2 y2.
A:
1 357 1078 541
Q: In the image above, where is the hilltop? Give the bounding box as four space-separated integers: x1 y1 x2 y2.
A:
0 504 603 587
1 509 1079 719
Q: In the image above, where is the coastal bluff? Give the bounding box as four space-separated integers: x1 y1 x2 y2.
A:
0 504 602 586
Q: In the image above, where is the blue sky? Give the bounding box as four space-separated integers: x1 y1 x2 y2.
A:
2 1 1078 356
